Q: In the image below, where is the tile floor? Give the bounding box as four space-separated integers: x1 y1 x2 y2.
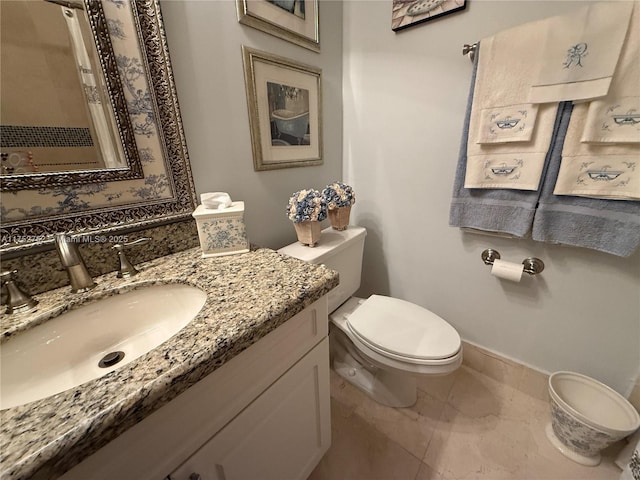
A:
309 349 626 480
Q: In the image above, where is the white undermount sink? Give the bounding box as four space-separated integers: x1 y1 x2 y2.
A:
0 283 207 410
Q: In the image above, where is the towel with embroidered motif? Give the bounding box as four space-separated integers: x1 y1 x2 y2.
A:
582 2 640 145
465 18 559 191
529 1 633 103
554 2 640 200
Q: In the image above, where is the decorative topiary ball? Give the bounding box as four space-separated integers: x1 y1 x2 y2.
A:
322 182 356 210
287 189 327 223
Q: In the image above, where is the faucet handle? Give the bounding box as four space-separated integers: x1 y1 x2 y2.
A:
120 237 151 249
1 269 38 314
112 237 151 278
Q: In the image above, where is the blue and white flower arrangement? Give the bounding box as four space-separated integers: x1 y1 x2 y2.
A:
287 189 327 223
322 181 356 210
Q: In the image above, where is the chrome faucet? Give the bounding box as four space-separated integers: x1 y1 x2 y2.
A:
54 233 97 293
112 237 151 278
1 270 38 314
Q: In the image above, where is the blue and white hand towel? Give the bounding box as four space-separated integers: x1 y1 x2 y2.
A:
532 103 640 257
529 1 633 103
555 4 640 200
465 19 559 191
554 102 640 200
450 45 563 237
582 3 640 145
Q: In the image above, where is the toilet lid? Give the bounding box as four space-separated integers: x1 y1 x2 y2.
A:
345 295 460 361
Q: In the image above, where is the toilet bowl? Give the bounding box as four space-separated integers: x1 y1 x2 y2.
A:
278 226 462 407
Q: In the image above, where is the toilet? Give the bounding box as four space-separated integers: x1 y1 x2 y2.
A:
278 226 462 407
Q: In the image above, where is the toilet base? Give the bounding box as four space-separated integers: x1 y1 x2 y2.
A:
330 328 417 408
545 423 602 467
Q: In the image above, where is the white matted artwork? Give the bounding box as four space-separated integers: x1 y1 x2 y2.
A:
392 0 467 31
237 0 320 52
242 46 322 171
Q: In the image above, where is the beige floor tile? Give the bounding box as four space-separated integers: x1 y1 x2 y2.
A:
415 461 451 480
354 387 447 460
308 397 423 480
423 403 530 479
416 371 459 403
329 368 447 460
312 365 623 480
328 369 362 414
446 366 516 419
519 397 623 480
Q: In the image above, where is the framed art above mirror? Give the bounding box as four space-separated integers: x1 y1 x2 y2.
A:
0 0 197 254
237 0 320 52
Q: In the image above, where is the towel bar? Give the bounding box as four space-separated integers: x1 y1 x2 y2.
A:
481 248 545 275
462 43 478 62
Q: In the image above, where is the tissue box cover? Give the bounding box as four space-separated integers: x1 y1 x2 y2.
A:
192 202 249 257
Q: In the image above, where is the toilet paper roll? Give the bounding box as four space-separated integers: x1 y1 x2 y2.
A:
491 259 524 282
201 192 232 210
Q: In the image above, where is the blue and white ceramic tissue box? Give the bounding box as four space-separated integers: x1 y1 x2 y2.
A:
192 202 249 257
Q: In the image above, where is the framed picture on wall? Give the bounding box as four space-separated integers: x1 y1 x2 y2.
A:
236 0 320 52
392 0 467 32
241 46 323 171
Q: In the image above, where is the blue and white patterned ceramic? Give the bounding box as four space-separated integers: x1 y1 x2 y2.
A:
547 371 640 466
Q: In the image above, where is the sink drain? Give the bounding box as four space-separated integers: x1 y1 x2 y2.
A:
98 351 125 368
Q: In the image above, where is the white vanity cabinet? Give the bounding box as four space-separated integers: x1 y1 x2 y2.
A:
170 338 329 480
60 296 331 480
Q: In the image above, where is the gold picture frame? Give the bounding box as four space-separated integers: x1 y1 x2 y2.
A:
236 0 320 53
242 46 322 171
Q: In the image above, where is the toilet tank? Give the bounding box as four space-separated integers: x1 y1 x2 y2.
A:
278 226 367 312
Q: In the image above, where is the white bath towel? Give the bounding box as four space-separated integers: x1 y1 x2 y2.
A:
465 18 558 190
554 3 640 200
529 1 634 104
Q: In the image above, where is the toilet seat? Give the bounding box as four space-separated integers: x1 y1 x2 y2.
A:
345 295 461 363
330 296 462 374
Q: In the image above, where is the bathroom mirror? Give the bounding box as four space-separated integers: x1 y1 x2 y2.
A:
0 0 197 254
0 0 144 189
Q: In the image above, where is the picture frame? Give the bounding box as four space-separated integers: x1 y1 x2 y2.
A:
241 46 322 171
392 0 467 32
236 0 320 53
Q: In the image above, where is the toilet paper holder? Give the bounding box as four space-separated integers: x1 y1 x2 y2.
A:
481 249 545 275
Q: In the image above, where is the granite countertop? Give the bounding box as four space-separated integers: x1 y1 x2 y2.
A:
0 247 338 480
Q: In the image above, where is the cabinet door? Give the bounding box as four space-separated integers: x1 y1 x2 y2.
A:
170 337 331 480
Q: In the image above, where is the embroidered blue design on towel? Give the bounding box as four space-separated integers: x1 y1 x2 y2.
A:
563 43 588 68
553 155 640 200
582 97 640 143
482 158 524 180
478 105 537 144
612 110 640 126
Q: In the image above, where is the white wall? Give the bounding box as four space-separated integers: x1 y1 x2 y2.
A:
161 0 639 395
343 0 640 394
161 0 343 249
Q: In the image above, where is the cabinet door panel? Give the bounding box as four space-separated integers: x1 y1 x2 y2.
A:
171 338 330 480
